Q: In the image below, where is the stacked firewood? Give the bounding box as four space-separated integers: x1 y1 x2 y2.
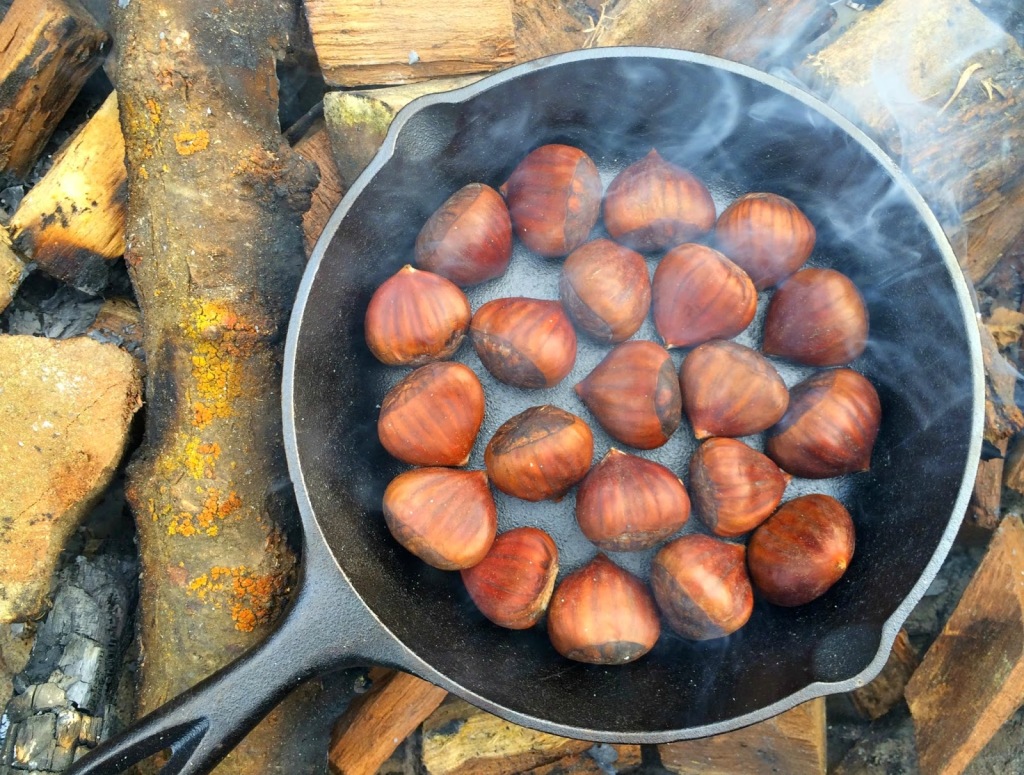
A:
1 0 1024 773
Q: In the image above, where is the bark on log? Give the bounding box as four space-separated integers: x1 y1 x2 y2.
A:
0 0 108 181
7 91 127 294
112 0 318 771
905 516 1024 775
657 698 826 775
302 0 515 87
797 0 1024 284
849 629 920 720
293 119 347 257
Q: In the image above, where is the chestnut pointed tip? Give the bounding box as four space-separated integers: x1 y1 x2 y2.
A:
693 427 711 440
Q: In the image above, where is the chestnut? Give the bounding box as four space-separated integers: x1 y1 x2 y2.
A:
382 468 497 571
747 494 855 606
651 243 757 349
470 297 577 388
576 448 690 551
689 438 790 537
485 405 594 501
461 527 559 629
547 554 660 665
415 183 513 286
559 239 651 343
763 268 869 366
602 149 716 251
500 144 603 257
715 192 816 289
651 535 753 640
377 362 485 467
575 340 682 450
365 265 471 366
680 340 789 439
766 369 881 478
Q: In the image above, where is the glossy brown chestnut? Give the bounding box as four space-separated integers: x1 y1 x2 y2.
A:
689 438 791 537
559 239 651 343
576 448 690 551
364 265 471 366
766 369 881 478
574 340 682 450
715 192 816 289
415 183 513 286
382 468 497 571
377 362 485 467
602 149 716 251
651 534 754 640
651 244 757 349
680 340 789 439
763 268 869 366
547 554 660 665
470 297 577 388
747 493 855 606
461 527 559 629
500 144 603 257
484 405 594 501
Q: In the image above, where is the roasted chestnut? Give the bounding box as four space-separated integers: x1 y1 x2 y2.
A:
547 554 660 664
689 438 790 537
766 369 881 478
575 448 690 551
415 183 513 286
470 297 577 388
602 149 716 251
715 192 815 289
747 494 855 606
365 265 471 366
377 362 485 467
651 534 753 640
651 243 757 349
559 239 651 343
575 340 681 449
484 405 594 501
500 144 603 257
382 468 497 571
461 527 559 629
680 340 789 439
763 268 869 366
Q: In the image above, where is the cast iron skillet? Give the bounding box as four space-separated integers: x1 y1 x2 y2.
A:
69 48 983 775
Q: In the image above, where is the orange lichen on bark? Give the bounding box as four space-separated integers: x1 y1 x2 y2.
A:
174 128 210 155
184 564 289 632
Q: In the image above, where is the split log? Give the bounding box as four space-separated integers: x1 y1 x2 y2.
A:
595 0 837 69
0 335 142 625
797 0 1024 284
328 668 447 775
112 0 318 771
524 745 641 774
514 0 589 62
421 697 592 775
0 227 28 314
905 516 1024 775
84 297 144 365
1 547 137 771
293 119 347 257
7 91 127 294
1003 433 1024 496
302 0 515 88
849 629 920 720
657 698 826 775
0 0 108 180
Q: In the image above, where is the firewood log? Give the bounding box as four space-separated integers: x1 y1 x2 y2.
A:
0 228 28 314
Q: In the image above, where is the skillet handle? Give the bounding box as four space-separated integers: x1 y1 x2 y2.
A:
65 576 357 775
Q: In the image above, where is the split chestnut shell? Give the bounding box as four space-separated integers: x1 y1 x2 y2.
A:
680 340 789 439
462 527 559 630
382 468 497 571
471 297 577 388
766 369 881 478
575 340 682 450
559 239 651 343
501 144 603 257
377 362 485 467
747 494 855 606
547 554 660 665
652 244 757 349
575 448 690 551
651 534 754 640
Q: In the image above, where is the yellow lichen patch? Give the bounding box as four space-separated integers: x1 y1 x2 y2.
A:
166 487 242 537
183 565 289 633
145 98 162 126
174 129 210 156
183 300 256 429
